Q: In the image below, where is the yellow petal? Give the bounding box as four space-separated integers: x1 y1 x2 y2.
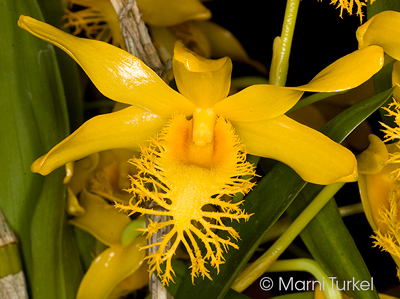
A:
137 0 211 26
357 11 400 61
214 85 304 122
357 134 388 175
31 106 168 175
69 189 131 247
195 21 267 74
76 236 147 299
296 46 384 92
215 46 383 122
173 40 232 108
18 16 194 117
233 115 358 185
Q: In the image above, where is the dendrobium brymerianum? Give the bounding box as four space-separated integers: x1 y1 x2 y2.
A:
357 102 400 280
19 15 384 284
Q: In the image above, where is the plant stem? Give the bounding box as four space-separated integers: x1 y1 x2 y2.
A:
339 202 364 218
231 182 345 292
269 0 300 86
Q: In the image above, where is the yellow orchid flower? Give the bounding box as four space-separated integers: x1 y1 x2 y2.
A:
71 189 148 298
19 15 384 284
357 101 400 280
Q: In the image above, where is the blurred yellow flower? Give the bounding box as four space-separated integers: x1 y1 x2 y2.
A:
63 149 148 298
63 0 266 73
19 16 383 284
357 101 400 280
63 0 126 49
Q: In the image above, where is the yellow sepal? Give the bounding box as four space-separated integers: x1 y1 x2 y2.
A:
296 46 384 93
18 16 194 117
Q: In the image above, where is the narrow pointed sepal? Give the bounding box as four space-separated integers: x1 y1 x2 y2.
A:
18 16 194 117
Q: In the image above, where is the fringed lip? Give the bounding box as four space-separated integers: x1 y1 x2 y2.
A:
115 115 256 285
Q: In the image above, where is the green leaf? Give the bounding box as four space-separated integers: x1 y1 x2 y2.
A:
30 169 83 299
174 88 394 299
0 0 83 297
0 0 63 278
367 0 400 19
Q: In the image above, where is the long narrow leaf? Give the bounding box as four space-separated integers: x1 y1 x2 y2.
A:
0 0 83 297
